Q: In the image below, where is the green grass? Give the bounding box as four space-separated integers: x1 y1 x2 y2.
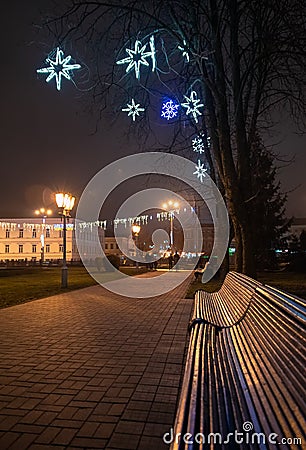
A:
186 277 223 299
2 266 304 310
0 267 96 309
186 271 306 299
257 271 306 299
0 266 148 309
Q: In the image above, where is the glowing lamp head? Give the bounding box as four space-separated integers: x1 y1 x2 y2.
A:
132 223 141 236
162 200 179 210
56 193 75 212
35 207 52 216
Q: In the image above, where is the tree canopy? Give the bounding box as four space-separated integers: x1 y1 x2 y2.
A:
42 0 306 275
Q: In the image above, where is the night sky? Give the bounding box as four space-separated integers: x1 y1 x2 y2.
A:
1 0 305 219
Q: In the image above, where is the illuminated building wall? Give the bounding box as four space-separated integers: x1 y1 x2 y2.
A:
0 218 104 263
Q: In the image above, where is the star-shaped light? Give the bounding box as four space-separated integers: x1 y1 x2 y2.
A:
181 91 204 123
122 99 145 121
116 36 156 80
37 47 81 91
193 159 207 182
178 39 190 62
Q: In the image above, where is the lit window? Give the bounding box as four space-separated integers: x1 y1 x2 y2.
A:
19 244 23 253
5 244 9 253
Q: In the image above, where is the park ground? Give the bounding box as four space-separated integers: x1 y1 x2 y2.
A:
0 266 305 309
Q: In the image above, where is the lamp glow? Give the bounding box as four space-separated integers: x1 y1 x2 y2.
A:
55 191 76 289
132 223 141 236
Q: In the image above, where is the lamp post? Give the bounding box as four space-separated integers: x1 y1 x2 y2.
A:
162 201 179 250
34 208 52 264
55 193 75 288
131 223 141 268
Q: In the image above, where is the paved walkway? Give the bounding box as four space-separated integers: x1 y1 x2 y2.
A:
0 275 193 449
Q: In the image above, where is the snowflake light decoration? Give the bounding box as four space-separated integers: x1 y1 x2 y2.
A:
181 91 204 123
192 136 205 154
122 99 145 121
37 47 81 91
116 36 156 80
161 99 179 120
178 40 190 62
193 159 207 183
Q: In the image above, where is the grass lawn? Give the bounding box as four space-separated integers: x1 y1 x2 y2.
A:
2 266 305 310
257 271 306 299
186 271 306 300
0 266 148 309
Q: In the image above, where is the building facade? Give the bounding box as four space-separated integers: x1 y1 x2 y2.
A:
0 218 104 264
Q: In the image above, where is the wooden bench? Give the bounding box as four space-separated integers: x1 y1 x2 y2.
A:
171 272 305 450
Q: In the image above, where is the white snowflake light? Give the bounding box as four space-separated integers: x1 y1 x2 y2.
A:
122 99 145 121
116 36 156 80
178 39 190 62
37 47 81 91
192 136 205 154
161 99 179 120
193 159 207 183
181 91 204 123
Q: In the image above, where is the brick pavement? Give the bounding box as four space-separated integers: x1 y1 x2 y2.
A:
0 274 193 449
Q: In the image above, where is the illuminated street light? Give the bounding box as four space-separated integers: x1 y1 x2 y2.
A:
55 192 75 288
162 200 179 249
34 207 52 264
131 223 141 268
132 223 141 236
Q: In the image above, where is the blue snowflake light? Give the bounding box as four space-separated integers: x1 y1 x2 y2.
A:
178 40 190 62
181 91 204 123
122 99 145 121
37 47 81 91
193 159 207 182
161 99 179 120
116 36 156 80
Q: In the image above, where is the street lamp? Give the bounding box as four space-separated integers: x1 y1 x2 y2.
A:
55 193 75 288
131 223 141 268
34 208 52 264
162 201 179 249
